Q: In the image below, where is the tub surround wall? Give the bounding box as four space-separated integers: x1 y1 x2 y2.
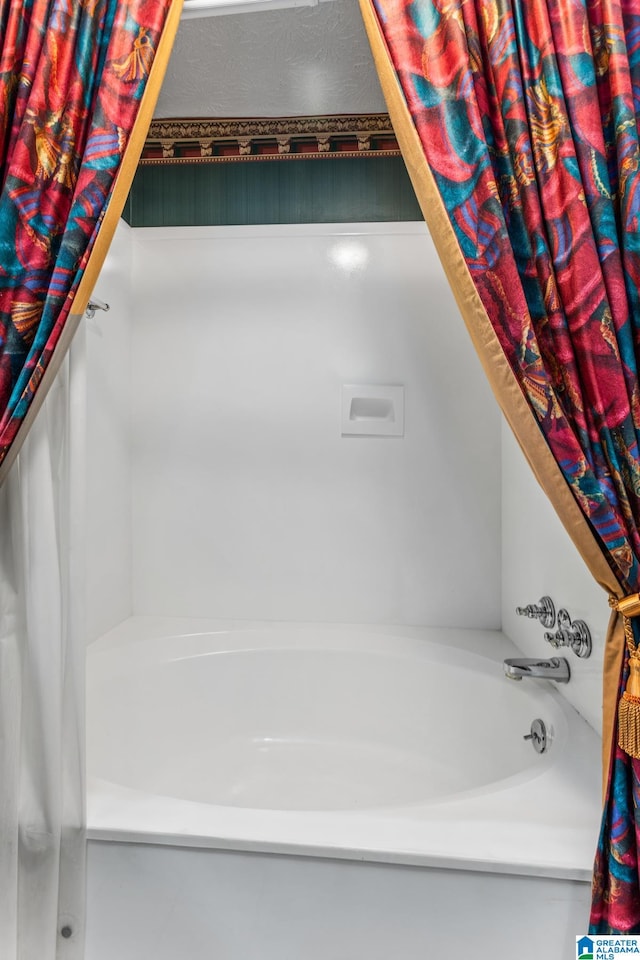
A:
130 223 501 628
85 220 134 643
85 220 607 735
501 421 609 733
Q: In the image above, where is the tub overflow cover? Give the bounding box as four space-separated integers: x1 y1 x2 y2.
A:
523 718 547 754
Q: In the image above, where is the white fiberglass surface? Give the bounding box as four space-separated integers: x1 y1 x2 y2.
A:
87 626 564 812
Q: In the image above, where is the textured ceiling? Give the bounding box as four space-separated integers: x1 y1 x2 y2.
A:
155 0 387 118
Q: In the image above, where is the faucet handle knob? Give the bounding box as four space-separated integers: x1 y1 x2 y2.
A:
544 629 561 648
543 609 592 659
515 596 556 629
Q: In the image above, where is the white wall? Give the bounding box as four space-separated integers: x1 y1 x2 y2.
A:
84 220 133 643
501 422 609 733
130 223 501 627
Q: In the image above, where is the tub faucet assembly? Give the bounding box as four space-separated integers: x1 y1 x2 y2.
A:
503 656 570 683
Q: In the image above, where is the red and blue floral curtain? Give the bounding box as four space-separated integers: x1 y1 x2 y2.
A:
0 0 182 481
359 0 640 932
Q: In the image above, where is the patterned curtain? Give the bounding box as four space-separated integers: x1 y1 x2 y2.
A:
359 0 640 933
0 0 180 478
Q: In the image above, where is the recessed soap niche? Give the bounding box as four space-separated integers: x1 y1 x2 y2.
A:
341 384 405 438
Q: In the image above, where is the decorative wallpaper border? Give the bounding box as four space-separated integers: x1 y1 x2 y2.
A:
141 114 400 164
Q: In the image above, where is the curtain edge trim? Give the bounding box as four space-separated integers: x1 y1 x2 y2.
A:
0 0 185 490
357 0 617 784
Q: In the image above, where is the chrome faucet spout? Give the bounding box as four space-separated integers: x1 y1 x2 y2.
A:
503 656 570 684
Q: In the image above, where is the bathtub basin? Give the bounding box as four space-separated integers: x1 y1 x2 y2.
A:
86 617 601 880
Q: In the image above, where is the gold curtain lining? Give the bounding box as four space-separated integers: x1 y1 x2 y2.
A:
0 0 184 489
358 0 622 788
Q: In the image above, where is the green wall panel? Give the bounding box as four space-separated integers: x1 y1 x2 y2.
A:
124 157 422 227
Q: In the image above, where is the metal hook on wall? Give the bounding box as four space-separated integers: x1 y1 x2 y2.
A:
85 298 110 319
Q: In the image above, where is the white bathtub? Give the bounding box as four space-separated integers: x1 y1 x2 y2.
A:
86 617 602 960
